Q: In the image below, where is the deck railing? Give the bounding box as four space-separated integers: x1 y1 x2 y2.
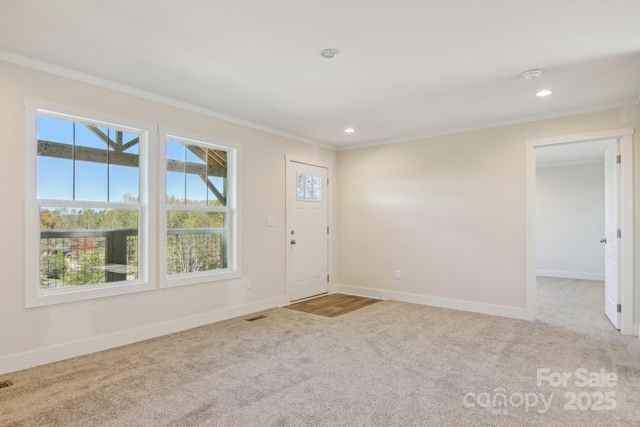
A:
40 228 227 289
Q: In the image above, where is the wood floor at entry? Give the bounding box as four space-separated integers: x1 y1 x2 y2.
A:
286 293 381 318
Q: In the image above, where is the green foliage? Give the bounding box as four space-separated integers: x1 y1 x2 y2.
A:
167 210 224 229
39 196 226 287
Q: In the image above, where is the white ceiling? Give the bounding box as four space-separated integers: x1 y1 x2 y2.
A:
0 1 639 149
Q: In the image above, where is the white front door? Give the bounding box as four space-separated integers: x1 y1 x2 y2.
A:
286 159 329 302
604 143 621 329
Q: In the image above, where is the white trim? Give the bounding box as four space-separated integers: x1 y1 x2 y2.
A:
0 296 285 375
0 49 335 151
619 133 634 335
4 50 637 154
158 127 242 289
634 323 640 338
336 284 529 320
24 99 158 308
525 127 635 334
525 128 634 148
338 101 639 152
285 154 331 169
536 158 604 168
536 270 605 281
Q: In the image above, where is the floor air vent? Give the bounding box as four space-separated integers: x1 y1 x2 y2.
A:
245 314 267 322
0 380 13 389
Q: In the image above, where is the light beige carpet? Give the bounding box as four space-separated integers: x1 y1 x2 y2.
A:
1 279 639 426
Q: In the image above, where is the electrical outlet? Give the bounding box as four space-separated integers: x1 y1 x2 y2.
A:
395 270 401 280
246 279 252 289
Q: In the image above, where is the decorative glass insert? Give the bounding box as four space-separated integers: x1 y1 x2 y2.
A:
296 173 322 202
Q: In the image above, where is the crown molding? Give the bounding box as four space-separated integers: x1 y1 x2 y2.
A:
0 49 336 151
337 99 640 151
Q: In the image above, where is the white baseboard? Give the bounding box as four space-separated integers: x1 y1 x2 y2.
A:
536 269 605 281
336 284 529 321
635 323 640 338
0 296 286 375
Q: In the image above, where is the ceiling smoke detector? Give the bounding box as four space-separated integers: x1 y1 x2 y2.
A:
321 48 339 59
522 69 543 80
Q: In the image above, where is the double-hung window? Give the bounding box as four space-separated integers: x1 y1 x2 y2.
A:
26 102 239 306
25 102 155 307
160 130 239 287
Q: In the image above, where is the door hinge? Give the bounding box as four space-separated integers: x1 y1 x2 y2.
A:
327 226 329 234
617 229 621 239
616 155 621 164
327 275 330 282
327 177 329 185
617 304 622 313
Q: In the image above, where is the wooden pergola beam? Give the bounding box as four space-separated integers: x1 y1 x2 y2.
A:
86 125 119 151
199 176 226 206
38 140 227 177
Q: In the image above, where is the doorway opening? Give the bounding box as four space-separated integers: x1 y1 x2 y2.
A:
525 128 635 335
535 138 616 333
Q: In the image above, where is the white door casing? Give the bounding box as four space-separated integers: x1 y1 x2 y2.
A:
525 127 634 335
286 157 329 302
604 143 621 329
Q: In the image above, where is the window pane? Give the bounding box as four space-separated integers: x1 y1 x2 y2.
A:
167 211 225 229
37 116 73 145
109 165 139 202
123 132 140 154
167 171 185 204
186 144 205 164
164 136 234 279
39 207 139 289
37 156 73 200
167 140 186 204
186 173 207 205
167 140 185 161
37 115 142 203
207 148 227 207
166 141 229 207
74 123 110 150
184 144 207 205
166 211 227 274
75 159 108 202
207 177 225 207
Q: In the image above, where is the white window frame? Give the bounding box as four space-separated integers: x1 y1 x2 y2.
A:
159 128 241 288
24 99 158 307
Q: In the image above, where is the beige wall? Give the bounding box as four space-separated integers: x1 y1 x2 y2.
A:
337 106 640 324
0 62 337 363
1 58 638 371
536 162 605 279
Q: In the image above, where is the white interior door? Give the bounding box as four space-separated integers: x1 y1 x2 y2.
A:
604 143 621 329
286 159 328 302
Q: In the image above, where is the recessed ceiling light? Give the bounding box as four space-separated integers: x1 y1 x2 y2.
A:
536 89 554 97
344 128 355 133
321 48 339 59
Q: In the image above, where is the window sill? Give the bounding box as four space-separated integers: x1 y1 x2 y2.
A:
160 269 241 289
25 280 156 308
